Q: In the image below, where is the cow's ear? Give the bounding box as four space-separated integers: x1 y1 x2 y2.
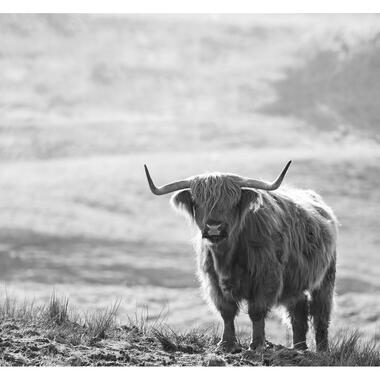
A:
171 190 194 218
239 189 262 215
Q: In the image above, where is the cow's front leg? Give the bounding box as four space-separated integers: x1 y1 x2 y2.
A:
248 305 267 350
217 303 241 353
210 284 241 353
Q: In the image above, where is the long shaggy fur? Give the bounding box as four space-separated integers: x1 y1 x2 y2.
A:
190 173 242 214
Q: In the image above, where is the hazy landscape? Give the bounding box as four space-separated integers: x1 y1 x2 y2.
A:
0 14 379 348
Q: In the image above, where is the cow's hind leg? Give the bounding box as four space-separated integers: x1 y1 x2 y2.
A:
287 294 309 350
310 258 336 352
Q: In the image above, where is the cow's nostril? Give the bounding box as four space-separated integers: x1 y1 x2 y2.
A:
208 227 221 236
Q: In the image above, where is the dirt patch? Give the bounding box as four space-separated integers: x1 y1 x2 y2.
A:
0 318 334 367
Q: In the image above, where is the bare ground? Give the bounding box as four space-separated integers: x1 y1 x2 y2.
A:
0 296 379 367
0 318 369 367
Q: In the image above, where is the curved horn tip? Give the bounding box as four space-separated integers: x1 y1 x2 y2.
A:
279 160 292 179
269 160 292 190
144 164 158 194
144 164 150 181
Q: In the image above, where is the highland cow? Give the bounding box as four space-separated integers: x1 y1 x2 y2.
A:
144 162 337 352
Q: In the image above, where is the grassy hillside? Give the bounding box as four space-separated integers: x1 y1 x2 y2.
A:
0 296 379 366
1 148 379 344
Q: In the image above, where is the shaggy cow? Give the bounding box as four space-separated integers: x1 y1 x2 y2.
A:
144 162 338 352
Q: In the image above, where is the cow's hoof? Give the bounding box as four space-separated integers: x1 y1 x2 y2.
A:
248 341 266 351
293 342 308 351
216 340 242 354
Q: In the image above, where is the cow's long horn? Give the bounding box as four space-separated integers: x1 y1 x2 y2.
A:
238 161 292 191
144 165 191 195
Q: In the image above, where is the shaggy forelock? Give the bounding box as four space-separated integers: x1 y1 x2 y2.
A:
190 174 242 214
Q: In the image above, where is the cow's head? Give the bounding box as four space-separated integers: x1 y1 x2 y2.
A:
144 162 291 246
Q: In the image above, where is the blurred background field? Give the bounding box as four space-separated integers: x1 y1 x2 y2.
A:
0 14 379 345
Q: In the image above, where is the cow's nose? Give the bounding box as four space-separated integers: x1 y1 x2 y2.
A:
203 220 226 237
206 223 222 236
202 221 227 243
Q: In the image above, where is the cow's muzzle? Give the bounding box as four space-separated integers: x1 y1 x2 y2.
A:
202 222 227 243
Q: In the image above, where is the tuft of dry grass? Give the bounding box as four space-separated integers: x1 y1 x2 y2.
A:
47 293 69 325
152 328 178 352
126 305 169 335
85 301 120 343
152 325 220 354
320 330 380 366
0 293 43 322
